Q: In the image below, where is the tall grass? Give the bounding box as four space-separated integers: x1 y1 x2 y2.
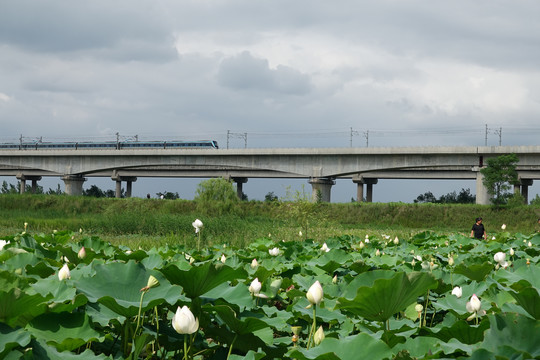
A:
1 194 538 249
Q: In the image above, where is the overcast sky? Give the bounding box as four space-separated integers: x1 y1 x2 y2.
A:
1 1 539 202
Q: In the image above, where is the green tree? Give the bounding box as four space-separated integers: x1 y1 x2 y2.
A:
194 178 239 215
265 191 278 202
156 191 179 200
480 153 519 205
414 191 437 203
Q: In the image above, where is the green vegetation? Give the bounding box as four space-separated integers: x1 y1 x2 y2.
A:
1 228 539 358
480 153 519 205
0 194 538 249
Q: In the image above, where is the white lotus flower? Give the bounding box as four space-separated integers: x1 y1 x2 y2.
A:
299 231 302 236
492 236 496 240
466 294 481 313
58 264 71 280
393 237 399 245
78 246 86 259
306 281 323 306
451 286 462 298
494 252 506 264
269 247 280 256
528 241 532 247
314 325 325 345
251 258 258 269
172 306 199 334
0 240 9 251
501 224 506 230
192 219 203 233
364 235 370 243
249 278 262 295
320 243 330 252
448 256 454 266
220 254 226 263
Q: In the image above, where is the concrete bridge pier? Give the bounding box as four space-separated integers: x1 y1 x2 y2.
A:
61 175 86 196
16 174 42 194
518 179 533 204
232 177 248 200
111 175 137 198
474 167 490 205
352 176 378 202
308 177 335 202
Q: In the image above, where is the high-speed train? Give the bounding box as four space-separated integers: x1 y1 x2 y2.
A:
0 140 219 150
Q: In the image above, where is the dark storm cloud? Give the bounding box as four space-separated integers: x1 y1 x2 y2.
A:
217 51 312 95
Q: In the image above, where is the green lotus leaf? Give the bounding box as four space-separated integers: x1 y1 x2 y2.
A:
335 271 437 322
509 287 540 320
0 323 31 356
141 253 165 269
433 282 489 315
75 260 185 317
201 282 254 311
26 338 110 359
210 304 271 335
0 288 50 328
479 313 540 358
420 319 489 345
1 252 39 275
391 336 444 358
228 349 266 360
453 262 493 282
31 277 77 303
161 261 247 299
25 312 103 352
287 332 392 360
307 249 351 273
293 297 347 324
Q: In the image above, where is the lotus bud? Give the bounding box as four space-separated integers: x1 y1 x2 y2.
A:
249 278 262 295
299 231 302 237
364 235 370 243
251 258 258 269
358 241 365 249
501 224 506 230
451 286 462 298
79 228 83 234
189 256 195 265
494 252 506 264
0 240 9 251
509 248 514 256
192 219 203 233
306 280 323 306
171 306 199 334
492 236 496 240
53 229 57 234
58 264 71 280
321 243 330 252
78 246 86 259
375 249 380 257
466 294 481 313
393 237 399 245
220 254 226 263
528 241 532 247
332 274 338 284
314 325 325 345
411 259 416 266
24 222 28 230
448 255 454 266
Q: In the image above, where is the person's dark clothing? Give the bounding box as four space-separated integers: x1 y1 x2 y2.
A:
472 223 485 239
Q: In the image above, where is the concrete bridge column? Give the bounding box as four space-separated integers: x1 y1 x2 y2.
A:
232 177 248 200
352 176 378 202
520 179 533 204
61 175 86 196
308 177 335 202
474 167 490 205
16 174 42 194
111 175 137 198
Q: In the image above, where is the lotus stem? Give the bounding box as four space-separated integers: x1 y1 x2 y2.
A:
226 334 238 359
183 334 188 360
423 290 430 327
306 305 317 349
134 290 146 338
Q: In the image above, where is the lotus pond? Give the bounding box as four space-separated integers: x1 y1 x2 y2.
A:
0 226 539 359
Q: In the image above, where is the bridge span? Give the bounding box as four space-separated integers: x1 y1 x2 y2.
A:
1 145 539 204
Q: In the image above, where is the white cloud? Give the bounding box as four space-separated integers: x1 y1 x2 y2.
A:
0 93 12 102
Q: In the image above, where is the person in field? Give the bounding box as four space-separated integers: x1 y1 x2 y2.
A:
470 217 487 240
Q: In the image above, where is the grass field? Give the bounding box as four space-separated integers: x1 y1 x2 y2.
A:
1 194 539 249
